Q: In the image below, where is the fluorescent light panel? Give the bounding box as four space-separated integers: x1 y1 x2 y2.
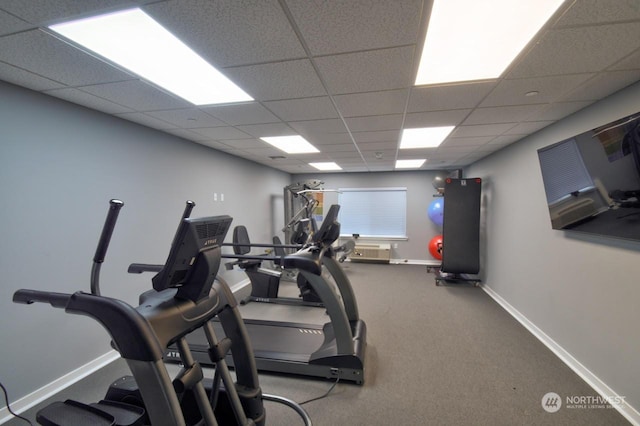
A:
400 126 454 149
260 136 319 154
49 8 253 105
415 0 565 85
310 162 342 171
396 159 426 169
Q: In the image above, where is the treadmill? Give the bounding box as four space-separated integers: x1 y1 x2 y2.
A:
172 205 367 384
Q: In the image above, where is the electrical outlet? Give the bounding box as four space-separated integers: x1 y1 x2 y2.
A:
214 193 218 201
220 193 224 202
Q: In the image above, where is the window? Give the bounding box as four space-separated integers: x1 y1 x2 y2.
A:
337 188 407 238
538 138 594 204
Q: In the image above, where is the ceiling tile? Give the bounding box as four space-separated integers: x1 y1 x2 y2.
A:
43 87 133 114
80 80 191 111
191 126 252 140
344 115 403 132
145 0 305 68
225 59 326 101
0 62 65 91
164 128 209 142
0 8 32 35
463 105 547 125
0 0 143 25
306 133 354 145
289 119 348 135
333 89 408 117
508 23 640 78
408 82 496 112
352 130 400 143
202 102 280 125
327 145 364 158
315 47 414 94
0 30 134 86
220 139 266 149
480 74 595 107
451 123 517 138
553 0 640 27
354 141 398 151
145 109 227 129
395 147 437 157
443 137 495 147
487 134 525 148
560 70 640 102
404 110 471 127
321 144 360 153
610 48 640 71
264 96 338 121
503 121 555 135
286 0 422 55
194 140 243 152
236 122 295 138
115 112 176 130
533 101 594 121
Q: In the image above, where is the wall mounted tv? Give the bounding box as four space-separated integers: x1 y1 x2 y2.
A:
537 111 640 242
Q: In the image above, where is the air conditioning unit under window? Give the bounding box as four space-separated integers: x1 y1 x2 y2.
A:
350 243 391 263
550 198 597 229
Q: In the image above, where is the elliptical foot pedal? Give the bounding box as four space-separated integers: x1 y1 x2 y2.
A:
37 400 115 426
90 400 145 426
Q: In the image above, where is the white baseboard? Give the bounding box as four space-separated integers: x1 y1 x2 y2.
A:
0 350 120 424
481 284 639 426
390 258 441 266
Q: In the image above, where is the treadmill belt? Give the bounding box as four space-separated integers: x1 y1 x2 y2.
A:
188 319 325 362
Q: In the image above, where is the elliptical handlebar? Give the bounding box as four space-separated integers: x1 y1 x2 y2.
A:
181 200 196 219
128 263 164 274
13 289 72 308
92 199 124 264
91 199 124 296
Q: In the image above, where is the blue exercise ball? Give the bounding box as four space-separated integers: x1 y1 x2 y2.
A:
428 198 444 227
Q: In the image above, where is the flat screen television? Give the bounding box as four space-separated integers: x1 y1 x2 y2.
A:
537 111 640 242
152 215 233 292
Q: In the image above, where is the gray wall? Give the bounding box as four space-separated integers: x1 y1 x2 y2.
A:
467 81 640 413
291 171 448 263
0 82 290 407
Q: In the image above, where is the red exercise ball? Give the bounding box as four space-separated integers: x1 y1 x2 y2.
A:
428 235 443 260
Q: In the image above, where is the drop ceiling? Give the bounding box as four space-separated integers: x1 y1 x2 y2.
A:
1 0 639 174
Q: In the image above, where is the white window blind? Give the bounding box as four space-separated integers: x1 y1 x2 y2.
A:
337 188 407 238
538 138 594 204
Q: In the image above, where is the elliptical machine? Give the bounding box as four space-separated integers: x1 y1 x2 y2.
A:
13 200 311 426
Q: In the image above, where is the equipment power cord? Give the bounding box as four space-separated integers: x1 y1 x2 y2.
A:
299 377 340 405
0 381 33 425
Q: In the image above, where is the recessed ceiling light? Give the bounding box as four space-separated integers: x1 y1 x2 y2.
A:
310 162 342 171
415 0 565 85
49 8 253 105
525 91 540 97
396 159 427 169
400 126 455 149
260 136 319 154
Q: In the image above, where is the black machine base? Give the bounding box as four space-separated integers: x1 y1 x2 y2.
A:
429 267 481 287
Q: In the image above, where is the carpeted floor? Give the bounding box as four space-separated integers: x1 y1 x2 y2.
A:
4 263 630 425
